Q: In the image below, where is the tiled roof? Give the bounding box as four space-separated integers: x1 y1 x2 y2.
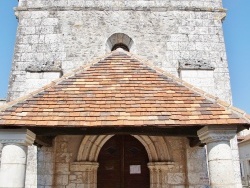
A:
0 49 249 128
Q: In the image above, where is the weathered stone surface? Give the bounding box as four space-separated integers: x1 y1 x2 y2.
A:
8 6 231 103
26 61 62 72
186 145 209 187
179 59 214 70
25 146 38 188
180 70 215 96
18 0 223 9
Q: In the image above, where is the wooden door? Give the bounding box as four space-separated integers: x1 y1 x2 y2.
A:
97 135 150 188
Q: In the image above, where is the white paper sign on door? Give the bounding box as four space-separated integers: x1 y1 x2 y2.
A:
130 165 141 174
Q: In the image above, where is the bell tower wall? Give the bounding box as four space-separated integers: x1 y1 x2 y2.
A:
8 0 231 104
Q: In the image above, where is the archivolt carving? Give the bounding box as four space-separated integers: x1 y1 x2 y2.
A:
77 135 173 162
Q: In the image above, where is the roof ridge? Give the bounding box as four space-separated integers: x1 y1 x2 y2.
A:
121 50 250 124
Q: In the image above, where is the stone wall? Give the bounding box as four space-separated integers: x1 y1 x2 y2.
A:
8 1 231 103
180 70 215 95
186 145 209 187
25 146 38 188
231 136 243 188
37 146 55 188
18 0 223 9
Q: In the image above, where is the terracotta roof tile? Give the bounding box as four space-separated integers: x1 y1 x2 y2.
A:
0 49 250 127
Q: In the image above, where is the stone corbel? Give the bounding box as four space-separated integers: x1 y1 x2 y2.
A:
214 12 227 22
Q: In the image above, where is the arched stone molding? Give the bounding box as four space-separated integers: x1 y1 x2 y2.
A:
77 135 173 162
106 33 134 52
77 135 113 161
133 135 173 162
75 135 174 188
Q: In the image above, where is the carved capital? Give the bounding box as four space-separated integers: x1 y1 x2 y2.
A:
0 129 36 146
197 126 237 144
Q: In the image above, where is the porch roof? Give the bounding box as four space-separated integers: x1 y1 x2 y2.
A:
0 49 249 128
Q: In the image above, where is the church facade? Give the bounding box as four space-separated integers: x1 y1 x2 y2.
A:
0 0 250 187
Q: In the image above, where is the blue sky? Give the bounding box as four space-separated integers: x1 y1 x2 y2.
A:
0 1 250 114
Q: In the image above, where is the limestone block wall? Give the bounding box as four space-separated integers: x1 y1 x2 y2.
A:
8 1 231 103
37 146 55 188
186 145 209 187
165 137 188 187
24 72 61 95
53 136 83 187
25 146 38 188
180 70 215 95
18 0 223 9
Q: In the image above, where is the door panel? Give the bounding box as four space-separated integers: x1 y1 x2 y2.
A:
97 135 150 188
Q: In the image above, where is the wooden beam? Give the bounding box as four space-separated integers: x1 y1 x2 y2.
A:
35 136 54 147
28 126 201 137
188 137 205 147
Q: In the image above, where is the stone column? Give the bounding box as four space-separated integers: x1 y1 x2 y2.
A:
197 126 237 188
0 129 36 188
147 162 174 188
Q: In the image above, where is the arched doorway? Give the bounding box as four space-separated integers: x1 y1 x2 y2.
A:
97 135 150 188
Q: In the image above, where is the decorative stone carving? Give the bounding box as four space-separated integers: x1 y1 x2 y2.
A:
26 61 62 73
0 129 36 146
179 60 214 70
198 125 236 143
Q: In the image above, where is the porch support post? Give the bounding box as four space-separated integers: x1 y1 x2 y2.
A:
0 129 36 188
197 126 237 188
